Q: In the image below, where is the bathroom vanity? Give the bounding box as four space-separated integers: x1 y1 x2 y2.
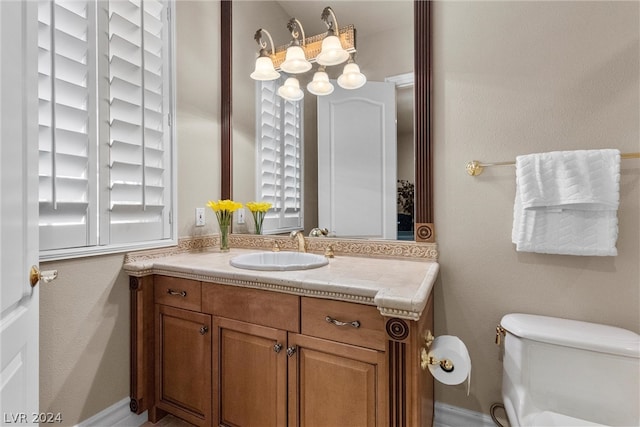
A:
125 236 439 427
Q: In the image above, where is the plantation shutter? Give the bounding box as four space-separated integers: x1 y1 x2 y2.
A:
257 80 282 210
256 79 303 233
38 0 174 257
107 0 171 244
38 0 97 251
282 98 302 223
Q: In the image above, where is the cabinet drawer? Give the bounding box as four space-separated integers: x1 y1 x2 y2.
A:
301 297 386 351
202 283 299 333
154 276 202 312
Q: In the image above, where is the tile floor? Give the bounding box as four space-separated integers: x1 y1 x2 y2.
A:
141 414 195 427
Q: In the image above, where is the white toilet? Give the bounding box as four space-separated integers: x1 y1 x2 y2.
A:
499 313 640 427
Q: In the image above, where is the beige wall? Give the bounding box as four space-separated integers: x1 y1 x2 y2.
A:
38 0 639 424
432 0 639 414
39 2 222 424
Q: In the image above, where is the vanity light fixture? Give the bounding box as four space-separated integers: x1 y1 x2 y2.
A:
250 29 280 81
250 6 366 100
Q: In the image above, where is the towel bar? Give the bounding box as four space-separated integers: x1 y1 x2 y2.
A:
466 152 640 176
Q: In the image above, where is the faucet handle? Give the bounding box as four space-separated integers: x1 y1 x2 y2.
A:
324 244 335 258
309 227 329 237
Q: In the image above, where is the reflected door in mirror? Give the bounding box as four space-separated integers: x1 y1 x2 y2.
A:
317 81 397 239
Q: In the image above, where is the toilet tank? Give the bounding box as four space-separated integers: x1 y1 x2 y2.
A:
501 313 640 426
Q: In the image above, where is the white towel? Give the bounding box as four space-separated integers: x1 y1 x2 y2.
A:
512 149 620 256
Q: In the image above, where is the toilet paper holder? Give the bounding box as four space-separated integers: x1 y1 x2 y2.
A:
420 330 455 372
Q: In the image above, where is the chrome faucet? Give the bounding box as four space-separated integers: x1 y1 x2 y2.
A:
290 230 307 252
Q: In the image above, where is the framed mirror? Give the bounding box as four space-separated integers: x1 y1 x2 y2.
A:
220 0 432 242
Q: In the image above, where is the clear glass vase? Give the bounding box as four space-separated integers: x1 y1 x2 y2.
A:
252 211 265 235
219 223 230 252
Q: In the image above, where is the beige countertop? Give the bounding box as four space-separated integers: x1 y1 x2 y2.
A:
124 248 439 320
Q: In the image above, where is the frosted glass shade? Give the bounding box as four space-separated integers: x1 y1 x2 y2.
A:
280 45 312 74
250 56 280 81
317 35 350 66
307 70 334 96
277 77 304 101
337 62 366 90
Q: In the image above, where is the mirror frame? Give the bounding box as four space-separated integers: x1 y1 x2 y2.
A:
220 0 433 242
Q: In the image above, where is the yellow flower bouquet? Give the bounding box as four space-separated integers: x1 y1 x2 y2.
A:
246 201 272 235
207 199 243 251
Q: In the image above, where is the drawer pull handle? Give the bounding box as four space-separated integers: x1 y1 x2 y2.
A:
325 316 360 329
167 289 187 297
199 326 209 335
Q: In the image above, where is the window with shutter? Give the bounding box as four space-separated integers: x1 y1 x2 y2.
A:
38 0 175 260
256 79 303 233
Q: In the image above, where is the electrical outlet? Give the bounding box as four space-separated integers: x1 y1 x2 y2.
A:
195 207 205 226
237 208 245 224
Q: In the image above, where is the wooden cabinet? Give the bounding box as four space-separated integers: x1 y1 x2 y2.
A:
204 284 296 427
293 297 389 426
156 305 212 426
288 333 387 427
147 275 212 426
213 317 287 427
129 275 434 427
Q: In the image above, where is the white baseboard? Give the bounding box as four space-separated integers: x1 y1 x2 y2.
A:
434 401 495 427
75 398 148 427
76 397 492 427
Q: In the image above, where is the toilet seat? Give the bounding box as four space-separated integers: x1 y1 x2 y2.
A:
527 411 604 427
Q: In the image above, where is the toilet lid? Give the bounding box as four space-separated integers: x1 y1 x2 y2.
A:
501 313 640 358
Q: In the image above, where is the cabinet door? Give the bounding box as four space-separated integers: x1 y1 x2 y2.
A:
214 317 288 427
288 334 388 427
156 305 212 426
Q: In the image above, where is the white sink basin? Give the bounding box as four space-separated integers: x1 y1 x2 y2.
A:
230 252 329 271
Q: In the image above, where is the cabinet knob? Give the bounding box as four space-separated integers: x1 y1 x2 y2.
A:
273 343 283 353
286 346 297 357
199 326 209 335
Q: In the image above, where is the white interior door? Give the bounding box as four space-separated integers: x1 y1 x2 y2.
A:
317 81 397 239
0 1 40 424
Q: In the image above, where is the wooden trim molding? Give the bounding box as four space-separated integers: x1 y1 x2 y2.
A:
415 222 435 243
414 0 433 232
129 277 156 418
389 341 407 427
221 1 232 200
